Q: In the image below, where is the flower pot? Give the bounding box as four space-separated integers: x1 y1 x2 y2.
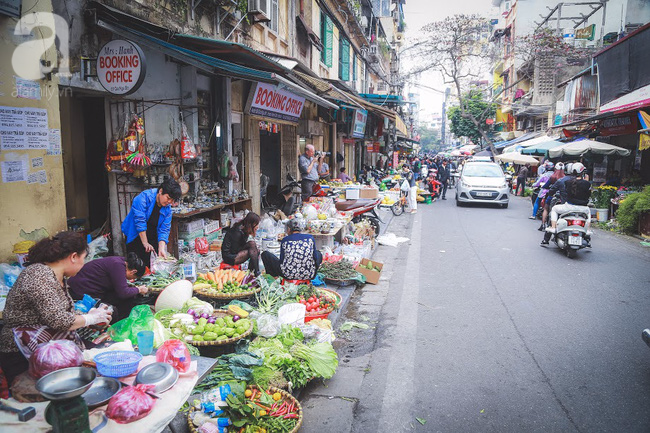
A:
596 208 609 222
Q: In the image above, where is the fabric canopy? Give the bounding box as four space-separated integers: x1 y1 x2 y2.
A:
475 149 493 156
495 152 540 166
518 136 562 148
521 139 566 156
547 139 632 159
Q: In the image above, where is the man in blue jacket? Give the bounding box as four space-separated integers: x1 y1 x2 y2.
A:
122 178 182 266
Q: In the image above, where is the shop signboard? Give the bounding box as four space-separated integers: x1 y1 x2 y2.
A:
366 141 374 152
599 115 638 136
246 82 305 123
575 24 595 41
373 142 380 152
393 151 398 167
96 39 146 95
343 138 356 144
351 109 368 138
601 83 650 113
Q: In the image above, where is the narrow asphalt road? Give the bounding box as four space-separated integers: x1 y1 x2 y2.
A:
303 193 650 433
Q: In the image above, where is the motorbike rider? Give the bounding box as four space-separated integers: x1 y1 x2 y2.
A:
541 162 592 246
539 162 565 231
530 161 554 220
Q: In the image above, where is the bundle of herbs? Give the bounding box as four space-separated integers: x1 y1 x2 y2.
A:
319 259 358 280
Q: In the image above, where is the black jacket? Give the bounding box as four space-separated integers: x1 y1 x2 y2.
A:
566 178 591 206
221 226 247 265
438 165 450 182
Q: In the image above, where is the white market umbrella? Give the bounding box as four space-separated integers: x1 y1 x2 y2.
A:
548 139 631 159
518 135 562 148
494 152 540 166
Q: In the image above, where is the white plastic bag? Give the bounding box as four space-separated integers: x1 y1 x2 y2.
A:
86 236 109 262
400 180 410 192
256 313 281 338
278 304 306 327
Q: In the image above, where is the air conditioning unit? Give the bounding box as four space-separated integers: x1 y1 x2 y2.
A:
516 120 524 130
248 0 271 22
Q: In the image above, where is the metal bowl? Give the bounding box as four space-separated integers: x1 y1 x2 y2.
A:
36 367 96 400
134 362 178 393
81 376 121 408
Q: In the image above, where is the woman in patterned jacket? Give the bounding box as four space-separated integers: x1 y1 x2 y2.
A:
0 232 111 386
261 219 322 281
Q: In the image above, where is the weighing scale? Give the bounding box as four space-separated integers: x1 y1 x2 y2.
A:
45 396 92 433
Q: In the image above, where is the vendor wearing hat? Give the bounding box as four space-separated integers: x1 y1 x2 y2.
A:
261 219 322 281
68 253 148 322
122 178 181 267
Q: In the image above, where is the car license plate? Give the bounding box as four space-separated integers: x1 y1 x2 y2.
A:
568 235 582 246
476 192 492 197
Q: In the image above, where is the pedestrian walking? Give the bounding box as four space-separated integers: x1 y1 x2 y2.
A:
438 159 451 200
516 164 530 196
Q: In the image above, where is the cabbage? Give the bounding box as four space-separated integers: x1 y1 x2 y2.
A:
181 297 213 316
154 280 192 312
152 319 173 348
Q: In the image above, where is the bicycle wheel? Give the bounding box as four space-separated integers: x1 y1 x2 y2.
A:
391 201 404 216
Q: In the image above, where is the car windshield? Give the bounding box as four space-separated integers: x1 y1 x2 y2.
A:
463 164 503 177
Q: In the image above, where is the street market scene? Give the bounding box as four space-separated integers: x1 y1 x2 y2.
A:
0 0 650 432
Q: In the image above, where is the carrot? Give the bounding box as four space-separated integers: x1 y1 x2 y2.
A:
235 270 245 284
217 281 223 291
207 272 215 282
255 402 272 411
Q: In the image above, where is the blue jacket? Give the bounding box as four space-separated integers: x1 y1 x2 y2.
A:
121 188 172 244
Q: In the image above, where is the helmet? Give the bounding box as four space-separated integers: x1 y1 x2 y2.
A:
555 162 565 171
570 162 586 175
544 161 554 170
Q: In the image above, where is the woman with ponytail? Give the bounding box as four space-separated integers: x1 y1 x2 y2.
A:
0 232 112 386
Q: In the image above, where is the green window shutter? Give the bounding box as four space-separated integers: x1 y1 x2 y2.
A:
352 54 357 82
339 38 350 81
321 13 333 68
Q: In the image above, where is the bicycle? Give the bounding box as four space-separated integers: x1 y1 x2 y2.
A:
391 191 410 216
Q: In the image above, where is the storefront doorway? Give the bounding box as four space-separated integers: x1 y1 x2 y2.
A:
260 129 282 201
60 94 109 235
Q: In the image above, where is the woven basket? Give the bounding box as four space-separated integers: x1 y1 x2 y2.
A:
304 288 340 319
194 285 262 300
186 310 254 347
323 276 356 287
187 385 302 433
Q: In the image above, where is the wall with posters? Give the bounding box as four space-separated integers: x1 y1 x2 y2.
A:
0 0 67 261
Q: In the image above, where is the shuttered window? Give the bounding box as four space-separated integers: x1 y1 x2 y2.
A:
352 54 357 83
320 12 333 67
339 38 350 81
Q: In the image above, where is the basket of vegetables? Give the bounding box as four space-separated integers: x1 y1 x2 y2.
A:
133 271 181 293
296 287 341 322
168 302 254 346
187 385 302 433
318 259 360 286
193 269 261 300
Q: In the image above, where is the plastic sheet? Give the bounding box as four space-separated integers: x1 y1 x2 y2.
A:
106 384 156 424
28 340 84 379
107 305 154 346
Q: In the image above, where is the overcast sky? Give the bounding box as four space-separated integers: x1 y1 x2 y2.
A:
403 0 496 124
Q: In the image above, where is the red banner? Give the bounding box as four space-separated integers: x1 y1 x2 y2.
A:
599 115 638 136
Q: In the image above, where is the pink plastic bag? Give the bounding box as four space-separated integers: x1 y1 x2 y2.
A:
155 339 191 373
106 384 156 424
28 340 84 379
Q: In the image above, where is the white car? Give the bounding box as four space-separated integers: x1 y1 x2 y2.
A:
456 161 510 208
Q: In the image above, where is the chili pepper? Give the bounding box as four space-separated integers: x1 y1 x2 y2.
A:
283 414 299 419
250 389 257 401
255 402 272 411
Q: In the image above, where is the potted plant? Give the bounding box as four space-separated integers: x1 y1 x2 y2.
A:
592 185 617 221
615 185 650 235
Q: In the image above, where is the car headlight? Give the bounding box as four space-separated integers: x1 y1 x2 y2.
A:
498 183 507 189
461 181 472 188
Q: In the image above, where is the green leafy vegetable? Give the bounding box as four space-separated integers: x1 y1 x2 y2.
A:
291 342 338 379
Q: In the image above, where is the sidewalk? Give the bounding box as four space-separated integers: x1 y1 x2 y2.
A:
297 208 412 433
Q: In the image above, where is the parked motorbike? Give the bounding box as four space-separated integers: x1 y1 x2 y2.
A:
262 170 301 215
335 197 382 235
543 208 591 258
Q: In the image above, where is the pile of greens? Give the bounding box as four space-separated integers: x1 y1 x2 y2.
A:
249 325 338 389
319 259 358 280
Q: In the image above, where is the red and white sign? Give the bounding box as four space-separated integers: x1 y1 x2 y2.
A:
599 115 638 136
600 83 650 114
97 40 146 95
247 82 305 123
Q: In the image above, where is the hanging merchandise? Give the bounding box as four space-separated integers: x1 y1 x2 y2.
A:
105 114 149 175
220 152 230 178
181 119 197 160
228 155 240 182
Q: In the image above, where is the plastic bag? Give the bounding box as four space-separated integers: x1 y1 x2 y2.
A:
28 340 84 379
228 157 239 182
86 236 109 262
156 339 191 372
255 314 281 338
194 237 209 255
107 305 154 345
150 251 178 275
0 264 21 288
400 180 410 192
106 384 156 424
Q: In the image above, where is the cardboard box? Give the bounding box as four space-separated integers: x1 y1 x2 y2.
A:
178 218 204 234
359 187 378 199
355 258 383 284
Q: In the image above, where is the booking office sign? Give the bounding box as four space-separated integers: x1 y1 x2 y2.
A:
11 13 146 95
